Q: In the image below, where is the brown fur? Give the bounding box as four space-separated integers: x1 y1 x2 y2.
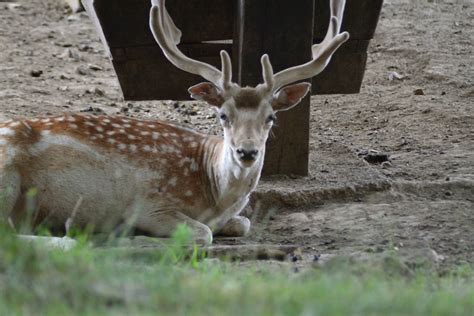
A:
233 88 262 109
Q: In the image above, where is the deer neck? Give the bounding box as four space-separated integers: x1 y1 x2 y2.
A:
208 138 263 203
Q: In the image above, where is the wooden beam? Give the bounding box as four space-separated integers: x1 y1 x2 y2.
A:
236 0 314 176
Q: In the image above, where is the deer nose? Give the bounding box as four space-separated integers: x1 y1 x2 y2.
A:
236 148 259 161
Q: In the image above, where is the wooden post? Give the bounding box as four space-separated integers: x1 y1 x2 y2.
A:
235 0 315 176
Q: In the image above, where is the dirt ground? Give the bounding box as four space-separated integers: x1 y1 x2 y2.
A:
0 0 472 269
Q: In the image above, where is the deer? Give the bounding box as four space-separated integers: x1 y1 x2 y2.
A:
0 0 349 245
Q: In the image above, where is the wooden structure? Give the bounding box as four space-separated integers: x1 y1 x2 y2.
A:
83 0 383 176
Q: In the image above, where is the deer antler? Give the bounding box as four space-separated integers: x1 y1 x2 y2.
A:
149 0 234 91
259 0 350 95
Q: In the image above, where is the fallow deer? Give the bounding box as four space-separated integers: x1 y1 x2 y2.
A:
0 0 349 245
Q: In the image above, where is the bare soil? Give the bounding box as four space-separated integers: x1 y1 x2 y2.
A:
1 0 472 269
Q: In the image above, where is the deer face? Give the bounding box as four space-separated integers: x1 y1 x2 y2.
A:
151 0 348 166
189 82 311 168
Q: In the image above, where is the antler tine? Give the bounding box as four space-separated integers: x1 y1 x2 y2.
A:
268 0 350 94
258 54 275 94
150 0 233 91
220 50 233 91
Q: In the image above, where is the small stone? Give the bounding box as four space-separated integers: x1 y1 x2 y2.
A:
78 44 93 52
76 65 91 76
59 48 82 61
88 87 105 96
381 161 392 168
362 150 390 164
80 107 103 114
388 71 405 81
6 3 22 10
88 64 103 71
65 0 84 13
30 70 43 78
67 15 80 22
413 88 425 95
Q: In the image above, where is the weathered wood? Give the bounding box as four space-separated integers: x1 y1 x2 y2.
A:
314 0 384 39
237 0 314 176
84 0 234 48
111 43 233 100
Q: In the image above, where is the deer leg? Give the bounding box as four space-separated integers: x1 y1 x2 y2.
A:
0 167 21 225
216 216 251 237
132 210 213 245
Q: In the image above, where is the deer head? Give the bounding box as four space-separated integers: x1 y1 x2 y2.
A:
150 0 349 169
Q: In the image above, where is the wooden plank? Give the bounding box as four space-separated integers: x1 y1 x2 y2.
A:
314 0 384 40
86 0 235 48
311 39 369 94
112 44 233 101
312 52 367 94
237 0 314 176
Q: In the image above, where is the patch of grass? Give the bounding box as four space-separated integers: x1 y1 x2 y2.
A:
0 224 473 316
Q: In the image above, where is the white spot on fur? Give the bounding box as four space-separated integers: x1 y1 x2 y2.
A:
143 145 151 152
67 116 76 122
69 124 78 129
41 118 50 123
55 117 65 122
123 124 131 128
190 142 198 148
185 190 193 197
103 119 111 123
129 144 137 152
96 126 104 133
118 129 126 134
112 123 122 129
152 132 160 140
85 122 95 127
108 138 116 144
190 159 199 172
168 177 177 187
117 143 126 150
0 128 14 136
128 135 136 140
106 131 115 136
140 131 150 136
41 130 51 136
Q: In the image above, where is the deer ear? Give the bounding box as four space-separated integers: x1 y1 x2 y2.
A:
271 82 311 112
188 82 225 107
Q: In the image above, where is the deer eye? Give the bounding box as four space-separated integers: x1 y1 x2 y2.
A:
266 114 277 124
219 113 228 121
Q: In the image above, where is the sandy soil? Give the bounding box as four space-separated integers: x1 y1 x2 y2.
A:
0 0 472 268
